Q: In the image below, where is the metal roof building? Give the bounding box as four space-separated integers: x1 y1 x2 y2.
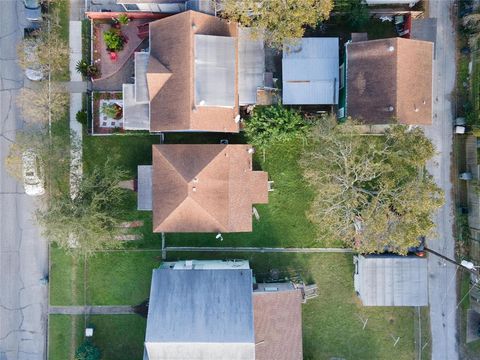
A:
238 28 265 105
354 255 428 306
282 37 339 105
144 267 255 360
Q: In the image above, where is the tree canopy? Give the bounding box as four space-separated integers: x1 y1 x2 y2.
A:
75 340 101 360
37 160 129 257
219 0 333 48
300 118 444 254
244 105 311 149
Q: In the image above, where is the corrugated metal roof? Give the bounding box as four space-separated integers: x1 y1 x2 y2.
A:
123 84 150 130
238 28 265 105
354 255 428 306
282 38 339 105
135 52 150 103
145 268 255 360
195 34 235 107
137 165 152 210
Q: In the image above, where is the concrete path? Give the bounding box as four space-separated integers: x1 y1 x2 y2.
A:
164 246 354 253
422 1 459 359
49 306 134 315
69 21 83 199
0 1 49 359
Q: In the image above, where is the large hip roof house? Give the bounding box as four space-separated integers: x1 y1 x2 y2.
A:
143 260 303 360
137 144 269 233
343 37 433 125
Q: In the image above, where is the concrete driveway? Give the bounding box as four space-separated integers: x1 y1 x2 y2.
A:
0 1 48 359
423 0 459 359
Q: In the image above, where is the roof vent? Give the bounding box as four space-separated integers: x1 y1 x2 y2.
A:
192 186 197 192
192 23 197 30
388 46 395 52
386 106 394 112
247 148 255 154
185 260 193 269
234 114 241 123
199 100 206 106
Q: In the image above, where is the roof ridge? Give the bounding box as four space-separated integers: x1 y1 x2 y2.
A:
152 146 189 184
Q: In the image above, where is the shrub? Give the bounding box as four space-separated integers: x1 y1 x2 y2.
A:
75 340 101 360
76 60 100 78
244 105 310 149
76 110 88 127
103 29 124 52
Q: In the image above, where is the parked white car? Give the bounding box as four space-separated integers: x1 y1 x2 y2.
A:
23 37 44 81
22 150 45 196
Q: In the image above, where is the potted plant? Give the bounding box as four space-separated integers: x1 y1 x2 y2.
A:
101 103 123 120
117 13 129 25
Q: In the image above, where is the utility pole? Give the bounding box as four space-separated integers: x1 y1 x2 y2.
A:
424 246 479 276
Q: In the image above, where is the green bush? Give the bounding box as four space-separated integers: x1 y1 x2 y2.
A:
75 340 101 360
117 13 129 25
244 105 310 149
76 59 100 78
103 29 124 52
101 103 123 119
76 110 88 127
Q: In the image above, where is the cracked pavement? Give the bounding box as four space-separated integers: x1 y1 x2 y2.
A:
0 1 48 359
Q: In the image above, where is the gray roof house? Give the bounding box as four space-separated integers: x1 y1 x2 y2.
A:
282 37 339 105
354 255 428 306
144 260 303 360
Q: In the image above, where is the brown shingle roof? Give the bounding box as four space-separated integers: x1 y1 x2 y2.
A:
148 11 239 132
152 144 268 233
346 37 433 125
253 290 303 360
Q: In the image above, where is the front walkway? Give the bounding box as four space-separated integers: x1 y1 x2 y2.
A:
49 306 135 315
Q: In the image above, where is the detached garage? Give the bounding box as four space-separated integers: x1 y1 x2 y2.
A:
354 255 428 306
282 38 339 105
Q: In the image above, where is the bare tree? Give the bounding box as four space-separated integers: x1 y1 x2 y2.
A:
16 82 68 125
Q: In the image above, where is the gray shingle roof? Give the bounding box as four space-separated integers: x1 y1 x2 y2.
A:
354 255 428 306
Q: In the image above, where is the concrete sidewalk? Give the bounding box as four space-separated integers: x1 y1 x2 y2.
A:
69 20 83 199
164 246 355 253
49 306 135 315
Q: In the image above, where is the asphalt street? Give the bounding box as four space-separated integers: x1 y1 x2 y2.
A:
423 0 459 359
0 1 48 359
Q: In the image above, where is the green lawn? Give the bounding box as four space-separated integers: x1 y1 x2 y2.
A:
88 315 146 360
49 247 85 306
86 251 162 305
48 315 83 360
83 134 160 177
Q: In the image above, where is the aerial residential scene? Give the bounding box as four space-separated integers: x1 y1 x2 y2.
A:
2 0 480 359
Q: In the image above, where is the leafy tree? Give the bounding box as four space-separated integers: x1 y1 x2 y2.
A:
75 340 101 360
300 117 444 254
244 105 310 149
462 13 480 46
219 0 333 48
16 82 69 125
37 160 129 257
346 0 370 30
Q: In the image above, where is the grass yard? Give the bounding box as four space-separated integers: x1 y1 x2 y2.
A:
48 315 83 360
86 251 162 305
83 134 160 177
88 315 147 360
49 247 85 306
459 272 480 358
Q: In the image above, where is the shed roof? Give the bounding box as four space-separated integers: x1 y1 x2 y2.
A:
148 11 239 132
151 144 269 233
253 290 303 360
282 37 339 105
144 268 255 360
346 37 433 125
354 255 428 306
